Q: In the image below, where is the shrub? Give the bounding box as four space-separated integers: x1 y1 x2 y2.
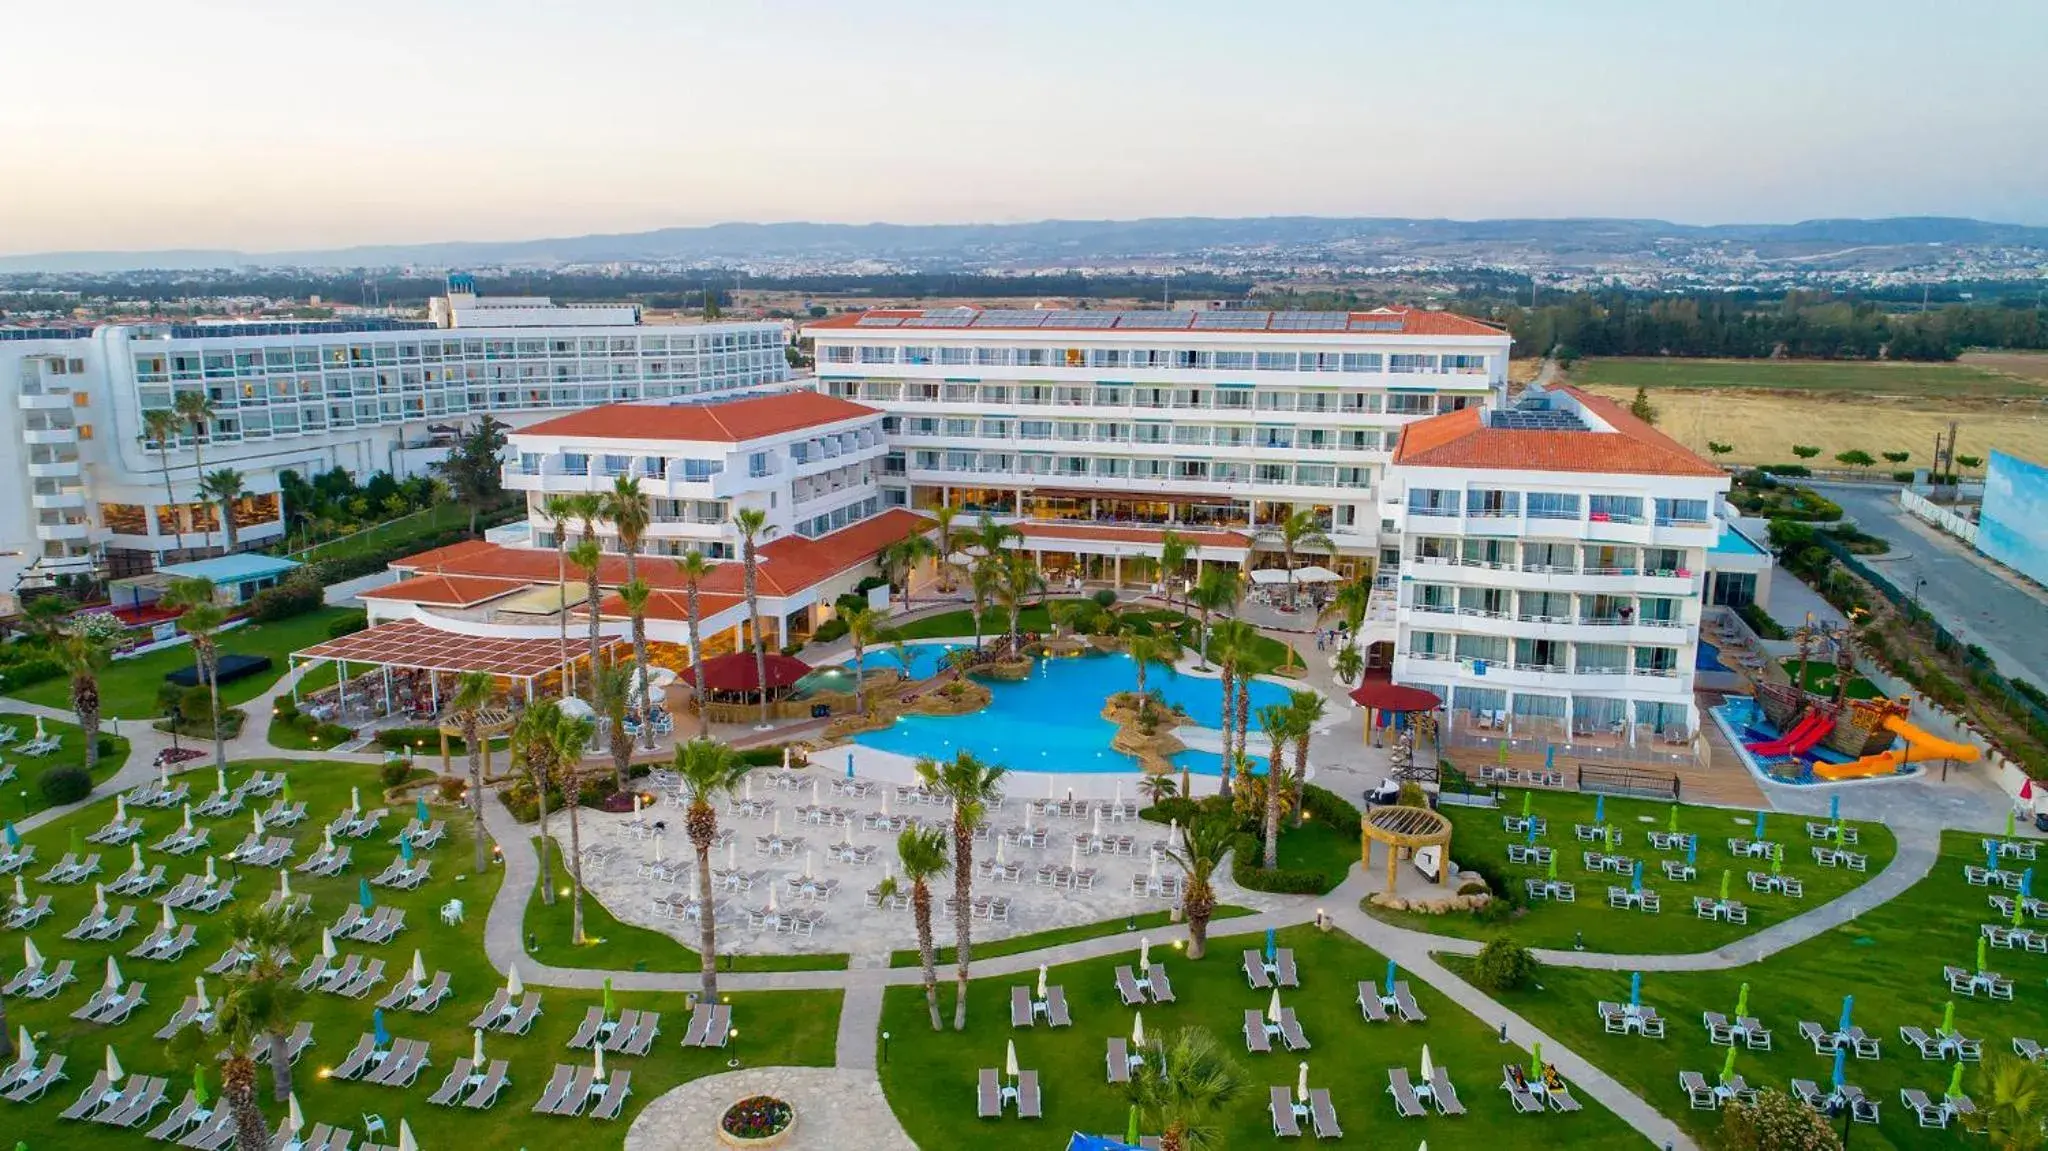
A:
1459 856 1523 910
1471 938 1538 991
437 777 467 802
739 745 801 767
1759 464 1812 477
812 617 849 644
1721 1087 1843 1150
1396 782 1428 807
1299 783 1361 828
1891 470 1915 483
247 570 325 622
1091 588 1119 610
38 765 92 805
852 575 890 595
96 737 116 758
0 656 63 690
326 610 368 639
375 727 442 753
1737 602 1789 641
380 759 413 787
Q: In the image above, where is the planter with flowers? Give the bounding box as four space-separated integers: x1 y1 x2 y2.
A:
718 1095 794 1147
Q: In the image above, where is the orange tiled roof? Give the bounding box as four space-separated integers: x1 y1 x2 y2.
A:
358 573 528 608
1011 522 1252 549
592 587 745 623
1391 389 1723 478
515 392 877 443
805 305 1503 338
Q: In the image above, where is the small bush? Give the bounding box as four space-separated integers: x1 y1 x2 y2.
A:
812 617 849 644
0 656 64 690
38 765 92 805
1460 856 1523 910
380 758 412 787
852 575 890 595
1758 463 1812 477
326 611 368 639
1091 588 1119 610
1722 1087 1843 1150
1891 470 1915 483
436 777 467 802
1472 897 1517 925
1471 938 1539 991
739 745 804 768
1737 602 1789 640
247 570 325 622
375 727 442 752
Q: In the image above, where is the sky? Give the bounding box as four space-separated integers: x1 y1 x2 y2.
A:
1 0 2045 255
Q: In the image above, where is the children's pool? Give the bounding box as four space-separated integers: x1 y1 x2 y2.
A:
848 644 1296 774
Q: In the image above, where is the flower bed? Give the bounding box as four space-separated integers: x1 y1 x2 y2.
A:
719 1095 794 1147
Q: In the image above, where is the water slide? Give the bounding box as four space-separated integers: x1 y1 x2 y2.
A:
1746 710 1833 759
1813 715 1981 780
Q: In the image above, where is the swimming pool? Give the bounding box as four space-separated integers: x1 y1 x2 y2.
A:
848 643 967 681
848 644 1298 774
1696 641 1732 673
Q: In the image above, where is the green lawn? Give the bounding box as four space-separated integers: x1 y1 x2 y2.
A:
1575 356 2038 398
1451 829 2033 1150
1361 789 1896 953
0 758 839 1150
524 839 849 972
1782 659 1884 701
4 718 132 817
278 501 513 566
7 607 360 719
888 905 1256 968
877 924 1641 1149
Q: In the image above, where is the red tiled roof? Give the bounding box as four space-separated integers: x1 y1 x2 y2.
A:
1011 522 1251 549
805 305 1503 338
295 619 604 679
515 392 877 443
1391 389 1724 478
358 573 527 608
593 587 745 623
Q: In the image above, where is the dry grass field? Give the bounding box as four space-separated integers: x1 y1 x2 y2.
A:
1962 350 2048 382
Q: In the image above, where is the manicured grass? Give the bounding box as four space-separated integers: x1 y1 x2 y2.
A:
1360 789 1896 953
3 718 132 816
1260 814 1360 894
1449 830 2034 1150
877 924 1641 1149
1575 356 2037 398
524 838 850 972
0 758 839 1151
280 501 513 566
6 607 361 719
888 905 1257 968
1782 659 1884 701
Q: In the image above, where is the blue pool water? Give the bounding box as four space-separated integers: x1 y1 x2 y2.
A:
849 644 1296 774
1696 641 1732 673
850 643 967 681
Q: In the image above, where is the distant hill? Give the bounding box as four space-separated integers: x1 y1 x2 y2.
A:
4 215 2046 273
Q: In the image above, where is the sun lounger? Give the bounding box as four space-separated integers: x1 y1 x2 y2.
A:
178 1109 235 1150
1010 986 1033 1027
1106 1037 1130 1083
1146 963 1174 1003
1386 1067 1425 1118
1244 1010 1273 1053
375 978 418 1011
412 971 451 1013
1016 1069 1041 1119
92 981 148 1024
591 1069 631 1120
1901 1025 1940 1058
1502 1066 1543 1113
4 895 51 929
1243 950 1271 989
59 1071 113 1120
6 1054 67 1102
977 1068 1001 1118
1269 1084 1302 1136
295 955 331 991
1045 985 1071 1027
1274 949 1299 988
1902 1087 1946 1127
18 958 74 999
102 1074 168 1127
1791 1078 1825 1110
1392 982 1427 1023
1307 1088 1341 1137
333 1035 377 1081
145 1090 199 1141
624 1010 660 1055
1356 982 1390 1022
470 989 509 1029
1278 1009 1310 1051
570 1006 604 1049
506 991 542 1034
2017 1037 2045 1061
1115 965 1144 1006
1429 1068 1466 1115
1681 1070 1717 1109
337 958 385 998
532 1065 574 1115
465 1059 510 1110
552 1065 595 1116
258 1021 314 1067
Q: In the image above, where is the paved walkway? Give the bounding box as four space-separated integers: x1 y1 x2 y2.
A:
623 1067 915 1151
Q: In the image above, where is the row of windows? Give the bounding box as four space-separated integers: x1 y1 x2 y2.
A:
902 450 1368 489
1407 632 1686 675
1409 586 1685 627
822 378 1461 417
137 351 784 390
823 344 1491 375
133 329 781 376
1407 538 1692 576
891 416 1390 453
1407 490 1713 527
796 496 882 540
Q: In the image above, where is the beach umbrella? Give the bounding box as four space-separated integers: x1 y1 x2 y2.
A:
1019 801 1027 831
653 837 664 865
359 878 374 910
70 827 82 856
882 859 893 885
1126 1104 1141 1146
203 855 217 886
996 839 1007 869
1005 1039 1020 1081
116 795 128 823
9 875 22 906
1754 810 1765 839
1545 744 1556 770
105 1045 124 1084
1629 972 1642 1008
1631 860 1643 894
158 762 169 788
772 810 782 836
1668 805 1679 834
397 1121 418 1151
131 842 143 870
350 786 362 814
768 887 779 914
1525 824 1536 847
1603 825 1615 850
1948 1061 1965 1099
1594 795 1605 823
1521 792 1532 818
1529 1041 1541 1079
14 1027 33 1067
1831 1046 1847 1089
287 1092 304 1135
1941 1000 1956 1035
1772 845 1784 877
320 928 336 959
279 872 292 901
1266 928 1277 962
410 949 426 984
1297 1060 1310 1104
1070 843 1080 870
2016 895 2028 929
506 964 524 997
322 827 335 854
1734 983 1749 1019
195 977 209 1012
401 837 414 865
373 1008 390 1047
804 851 815 880
603 976 616 1017
2026 868 2036 899
192 1065 209 1110
1687 839 1698 868
160 902 176 930
811 778 821 806
181 804 193 833
1720 870 1732 902
1386 960 1398 996
216 766 228 794
1048 776 1058 801
105 955 122 990
1148 852 1159 880
1093 808 1103 838
1989 841 2001 874
1267 989 1283 1023
1139 936 1151 970
1719 1044 1737 1084
845 752 855 780
472 1027 487 1067
594 1041 605 1080
1420 1045 1434 1083
1839 995 1855 1032
91 882 107 917
23 937 41 971
1132 1011 1146 1047
1036 964 1048 999
253 811 265 837
726 840 736 870
282 780 293 804
1829 793 1840 822
744 776 753 801
416 795 431 824
632 793 643 817
1979 934 1990 973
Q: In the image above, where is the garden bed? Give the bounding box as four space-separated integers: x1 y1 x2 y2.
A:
718 1095 794 1147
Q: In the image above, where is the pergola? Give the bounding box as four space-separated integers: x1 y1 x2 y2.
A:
290 619 621 713
1349 677 1443 744
1360 804 1454 896
437 706 516 778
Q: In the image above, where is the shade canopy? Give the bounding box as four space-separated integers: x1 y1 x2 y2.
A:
1250 564 1342 586
1349 679 1443 713
680 651 813 693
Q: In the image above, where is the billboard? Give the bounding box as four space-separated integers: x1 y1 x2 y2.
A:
1977 450 2048 588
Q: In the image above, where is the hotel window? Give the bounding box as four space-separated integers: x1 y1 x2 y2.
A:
1015 347 1050 367
1019 420 1052 440
1256 391 1297 411
1214 389 1252 410
902 346 934 365
1058 456 1089 476
1134 424 1169 445
1300 352 1342 372
1408 631 1452 658
1339 430 1379 451
1257 427 1294 449
975 348 1010 366
1643 548 1686 575
1064 348 1085 367
1213 351 1254 371
1340 352 1384 372
1589 495 1645 524
1444 354 1488 373
979 418 1011 438
1526 492 1580 520
1254 463 1291 484
1389 354 1438 373
1340 392 1383 413
1088 349 1125 368
944 418 976 437
1654 498 1710 526
1385 394 1435 415
1466 489 1519 518
857 346 896 364
1254 352 1296 371
1171 425 1211 446
938 347 974 365
1174 460 1210 480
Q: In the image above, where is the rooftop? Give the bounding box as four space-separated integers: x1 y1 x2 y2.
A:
358 573 529 608
157 554 302 584
1392 385 1724 479
514 392 877 443
806 305 1504 338
295 618 603 680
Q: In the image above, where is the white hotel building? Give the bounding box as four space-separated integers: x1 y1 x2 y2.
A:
0 279 791 598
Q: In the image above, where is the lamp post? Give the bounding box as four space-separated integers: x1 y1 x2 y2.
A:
881 1031 890 1065
167 699 182 755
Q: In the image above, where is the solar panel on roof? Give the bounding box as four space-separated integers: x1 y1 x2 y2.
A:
1191 311 1273 329
1348 318 1405 331
901 314 973 328
1489 409 1588 431
853 315 904 327
1112 311 1195 329
972 310 1053 327
1269 312 1349 330
1039 311 1119 327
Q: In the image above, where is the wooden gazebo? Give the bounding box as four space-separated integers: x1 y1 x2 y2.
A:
1360 804 1454 896
438 706 516 780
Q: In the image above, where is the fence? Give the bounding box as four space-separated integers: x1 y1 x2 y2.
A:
1899 489 1979 547
1577 762 1681 800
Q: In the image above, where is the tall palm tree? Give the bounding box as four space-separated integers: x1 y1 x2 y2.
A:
566 493 608 703
197 468 248 550
1124 630 1181 702
448 671 496 872
1320 571 1375 635
1186 567 1239 671
1971 1053 2048 1150
1254 704 1295 868
220 903 312 1102
995 550 1043 654
930 504 961 592
54 625 111 774
673 551 714 725
606 476 655 747
1208 619 1258 798
895 825 952 1032
1124 1026 1248 1151
968 562 999 651
676 738 749 997
1253 509 1335 611
1158 529 1190 613
162 576 228 773
542 494 578 688
732 508 776 727
173 390 216 547
967 516 1021 643
594 661 637 789
512 700 559 907
515 700 593 940
1168 818 1234 960
918 751 1007 1030
144 409 183 547
881 533 937 608
211 986 277 1150
842 605 894 716
1286 689 1327 829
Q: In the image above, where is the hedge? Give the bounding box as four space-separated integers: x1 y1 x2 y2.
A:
1142 784 1358 896
38 766 92 805
327 610 368 639
0 656 65 690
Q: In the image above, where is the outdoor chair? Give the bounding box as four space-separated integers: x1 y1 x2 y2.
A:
1147 964 1175 1003
1392 982 1426 1023
1681 1070 1717 1109
532 1065 574 1115
1015 1069 1042 1120
1243 951 1271 990
1357 983 1389 1023
1269 1085 1302 1136
1106 1037 1130 1084
1901 1026 1941 1059
1902 1087 1947 1127
1790 1079 1826 1110
144 1091 198 1141
1385 1068 1425 1118
1278 1009 1310 1051
1244 1010 1273 1053
1115 966 1144 1007
976 1068 1001 1119
465 1060 510 1110
1430 1068 1467 1116
58 1071 112 1121
2015 1036 2045 1061
1502 1067 1543 1114
591 1070 631 1121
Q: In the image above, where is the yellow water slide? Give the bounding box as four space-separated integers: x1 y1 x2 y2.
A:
1812 715 1981 780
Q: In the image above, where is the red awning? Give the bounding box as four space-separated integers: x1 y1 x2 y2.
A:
1349 678 1443 713
679 651 813 693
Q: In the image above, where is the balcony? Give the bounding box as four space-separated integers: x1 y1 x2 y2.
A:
30 488 84 510
34 519 90 542
22 426 78 445
17 389 73 411
26 457 80 479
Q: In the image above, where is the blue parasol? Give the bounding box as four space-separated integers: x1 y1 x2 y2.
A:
373 1008 389 1047
1544 744 1555 770
1526 824 1537 847
358 878 373 911
2026 868 2036 899
400 837 414 865
1265 928 1276 962
1594 795 1605 823
1838 994 1854 1032
1989 841 2002 875
1632 860 1643 894
846 752 855 779
1629 972 1641 1007
1754 810 1766 838
1385 960 1397 997
1687 838 1698 867
415 795 429 824
1828 793 1839 821
2 822 16 848
1831 1045 1847 1089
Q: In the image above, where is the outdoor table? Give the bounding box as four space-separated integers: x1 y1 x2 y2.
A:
1500 815 1546 836
1610 889 1652 910
732 799 773 819
1749 873 1795 894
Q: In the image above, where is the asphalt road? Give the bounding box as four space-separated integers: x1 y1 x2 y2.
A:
1815 482 2048 688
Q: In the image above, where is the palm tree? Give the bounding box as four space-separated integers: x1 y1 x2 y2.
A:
968 562 999 650
673 551 714 724
1046 598 1088 640
54 625 111 774
930 504 961 592
917 750 1007 1030
1186 567 1239 671
144 409 183 547
173 390 216 547
1124 1025 1248 1151
881 533 938 608
595 661 637 789
1158 529 1190 613
1286 689 1327 829
211 986 277 1150
1320 571 1375 635
1168 818 1234 959
220 903 312 1102
676 738 749 997
733 508 776 727
1137 773 1179 806
448 671 496 872
617 579 653 751
606 476 655 747
995 550 1043 654
966 516 1020 643
842 605 894 716
1254 704 1295 868
542 494 578 687
566 492 607 703
163 577 228 773
1208 619 1258 798
895 825 952 1031
1125 630 1181 702
1253 509 1335 611
515 700 593 941
1971 1053 2048 1150
511 700 560 907
197 468 248 550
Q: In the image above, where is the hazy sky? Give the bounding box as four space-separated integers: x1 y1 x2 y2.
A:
2 0 2045 254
